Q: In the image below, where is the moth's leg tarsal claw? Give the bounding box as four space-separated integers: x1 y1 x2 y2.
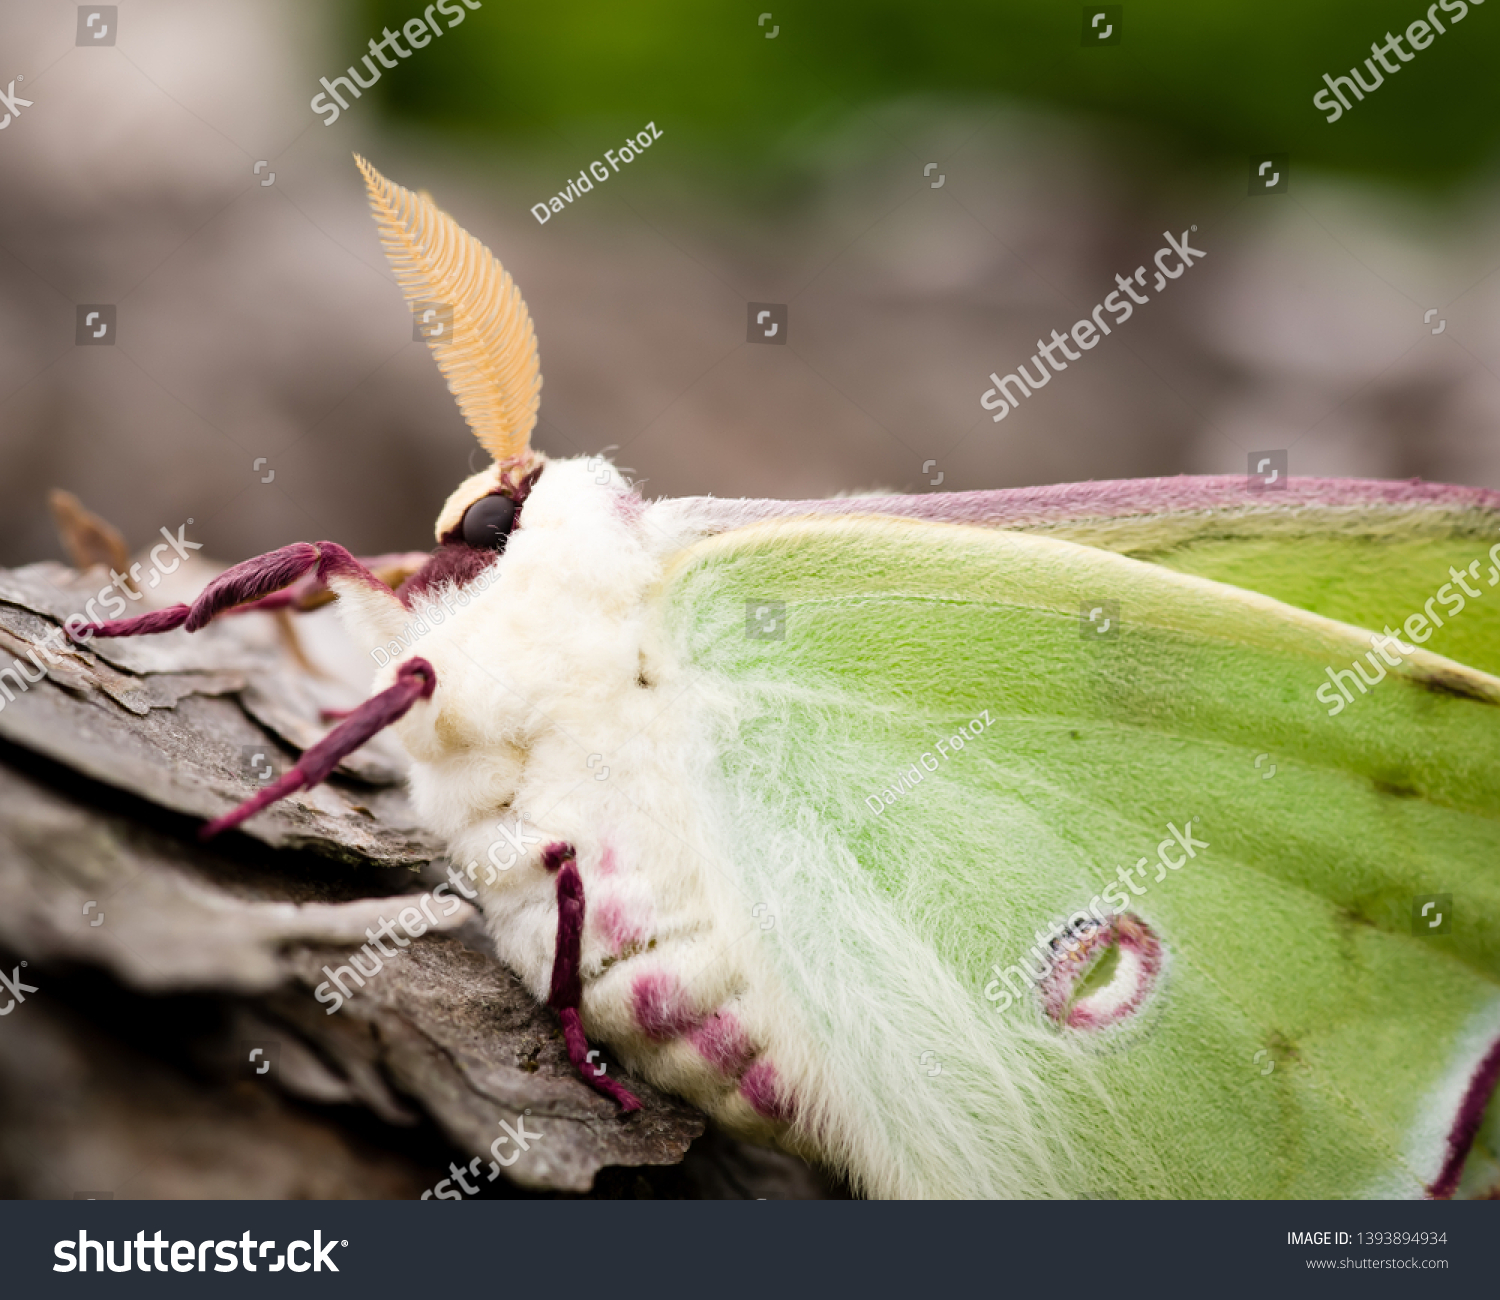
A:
559 1008 641 1113
70 542 320 639
199 657 437 840
547 847 643 1112
70 541 405 641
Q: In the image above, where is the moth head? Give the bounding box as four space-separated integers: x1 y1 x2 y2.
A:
356 157 642 623
433 461 543 550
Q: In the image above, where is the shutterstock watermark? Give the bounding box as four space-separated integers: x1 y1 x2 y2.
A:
313 815 540 1012
530 122 663 223
1315 545 1500 716
0 962 38 1015
983 819 1208 1016
420 1112 546 1197
0 521 202 714
0 75 34 130
311 1 482 126
313 885 467 1014
1314 1 1487 124
454 813 543 888
980 229 1206 423
55 1230 345 1273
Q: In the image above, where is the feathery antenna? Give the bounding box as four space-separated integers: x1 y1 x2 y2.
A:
355 155 541 465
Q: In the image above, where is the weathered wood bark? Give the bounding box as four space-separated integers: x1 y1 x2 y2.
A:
0 562 837 1199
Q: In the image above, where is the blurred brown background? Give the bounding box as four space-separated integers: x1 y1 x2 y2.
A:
1 0 1498 566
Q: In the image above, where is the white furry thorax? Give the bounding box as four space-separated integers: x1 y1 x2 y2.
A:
331 456 815 1154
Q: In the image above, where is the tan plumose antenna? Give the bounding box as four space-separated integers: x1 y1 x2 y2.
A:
355 154 542 465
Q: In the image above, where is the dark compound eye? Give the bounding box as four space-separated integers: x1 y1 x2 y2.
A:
460 494 517 550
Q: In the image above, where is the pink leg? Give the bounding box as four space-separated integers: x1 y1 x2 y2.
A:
200 657 436 839
547 845 642 1112
229 550 432 618
71 542 393 640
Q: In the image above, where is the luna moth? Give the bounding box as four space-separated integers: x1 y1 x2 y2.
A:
72 156 1500 1200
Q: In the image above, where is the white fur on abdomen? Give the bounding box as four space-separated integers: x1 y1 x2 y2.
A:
359 458 817 1153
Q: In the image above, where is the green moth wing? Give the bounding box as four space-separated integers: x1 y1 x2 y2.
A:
1035 484 1500 681
655 514 1500 1198
671 477 1500 677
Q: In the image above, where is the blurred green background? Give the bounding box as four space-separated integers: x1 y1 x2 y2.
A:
362 0 1500 186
